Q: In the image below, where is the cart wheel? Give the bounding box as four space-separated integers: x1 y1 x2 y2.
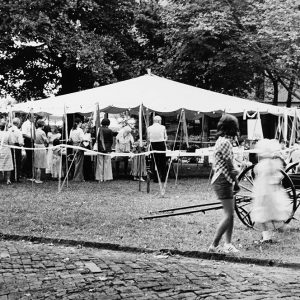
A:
235 165 297 229
285 161 299 174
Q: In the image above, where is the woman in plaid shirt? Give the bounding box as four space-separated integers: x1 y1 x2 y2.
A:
208 114 240 254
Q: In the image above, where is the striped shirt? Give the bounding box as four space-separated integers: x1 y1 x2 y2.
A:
212 136 237 184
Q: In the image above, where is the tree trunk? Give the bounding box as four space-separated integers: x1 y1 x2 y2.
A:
286 76 295 108
272 79 278 106
255 73 265 101
59 66 79 95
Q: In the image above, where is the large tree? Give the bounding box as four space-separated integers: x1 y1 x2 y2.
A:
223 0 300 105
160 0 300 103
0 0 141 101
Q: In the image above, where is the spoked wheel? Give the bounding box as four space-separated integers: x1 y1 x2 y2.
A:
235 164 297 229
285 161 299 174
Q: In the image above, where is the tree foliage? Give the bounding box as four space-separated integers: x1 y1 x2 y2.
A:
0 0 141 100
0 0 299 105
158 0 300 102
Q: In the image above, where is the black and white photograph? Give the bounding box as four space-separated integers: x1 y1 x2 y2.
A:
0 0 299 299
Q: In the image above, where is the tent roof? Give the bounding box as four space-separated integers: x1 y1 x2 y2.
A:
13 74 288 116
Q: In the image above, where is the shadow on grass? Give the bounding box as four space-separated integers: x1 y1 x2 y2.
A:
0 178 299 264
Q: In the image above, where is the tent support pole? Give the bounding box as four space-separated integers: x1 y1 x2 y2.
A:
138 104 143 192
30 110 35 188
58 145 63 192
175 111 184 186
64 106 69 188
60 146 78 192
160 110 183 197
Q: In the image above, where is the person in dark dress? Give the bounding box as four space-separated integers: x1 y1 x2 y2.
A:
95 118 114 182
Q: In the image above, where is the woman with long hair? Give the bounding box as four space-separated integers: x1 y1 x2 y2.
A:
69 118 84 182
208 114 240 253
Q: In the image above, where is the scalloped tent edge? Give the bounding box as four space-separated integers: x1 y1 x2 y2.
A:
11 74 293 117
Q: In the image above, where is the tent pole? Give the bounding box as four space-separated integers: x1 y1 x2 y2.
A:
60 146 78 191
138 104 143 191
64 106 69 188
143 108 151 193
30 108 35 188
58 145 63 192
160 109 183 196
162 111 181 195
175 111 184 186
289 108 297 147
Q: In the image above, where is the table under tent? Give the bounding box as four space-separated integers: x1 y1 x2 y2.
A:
11 73 298 197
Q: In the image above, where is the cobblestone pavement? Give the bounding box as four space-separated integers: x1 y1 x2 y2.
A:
0 240 299 300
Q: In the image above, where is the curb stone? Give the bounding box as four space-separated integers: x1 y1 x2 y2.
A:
1 232 299 270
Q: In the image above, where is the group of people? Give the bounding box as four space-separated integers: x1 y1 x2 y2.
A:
0 112 293 250
72 115 168 183
59 115 169 183
209 114 291 253
0 114 169 185
0 116 63 184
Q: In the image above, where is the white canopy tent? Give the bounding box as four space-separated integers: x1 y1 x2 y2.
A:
7 74 299 194
12 74 291 117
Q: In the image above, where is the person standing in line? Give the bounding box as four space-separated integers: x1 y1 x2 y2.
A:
21 115 35 179
46 125 61 178
0 121 14 184
34 120 48 184
147 115 168 183
95 118 113 182
69 118 85 182
51 138 62 180
208 114 240 254
131 137 147 181
8 118 24 182
115 125 134 178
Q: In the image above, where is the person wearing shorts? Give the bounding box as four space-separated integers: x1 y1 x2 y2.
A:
208 114 240 254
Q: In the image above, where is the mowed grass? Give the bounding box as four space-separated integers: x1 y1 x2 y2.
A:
0 177 300 264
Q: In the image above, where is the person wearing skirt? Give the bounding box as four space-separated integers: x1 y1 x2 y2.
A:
251 139 291 242
0 121 14 184
34 120 48 184
95 118 113 182
69 118 85 182
131 140 147 181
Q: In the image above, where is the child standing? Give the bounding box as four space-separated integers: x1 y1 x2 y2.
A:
251 139 291 242
131 139 147 181
51 139 62 180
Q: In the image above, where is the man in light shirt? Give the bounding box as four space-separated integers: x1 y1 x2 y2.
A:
9 118 24 182
21 115 35 179
147 115 168 183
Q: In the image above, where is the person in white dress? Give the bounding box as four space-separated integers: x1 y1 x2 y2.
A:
0 121 14 184
115 126 134 177
251 139 291 242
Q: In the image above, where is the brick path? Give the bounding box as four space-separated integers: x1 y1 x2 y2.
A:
0 239 299 300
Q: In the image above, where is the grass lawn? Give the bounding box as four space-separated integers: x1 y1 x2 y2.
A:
1 177 300 264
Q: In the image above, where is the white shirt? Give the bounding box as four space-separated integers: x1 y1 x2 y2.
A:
8 125 24 145
147 123 167 142
21 120 35 139
69 128 84 144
